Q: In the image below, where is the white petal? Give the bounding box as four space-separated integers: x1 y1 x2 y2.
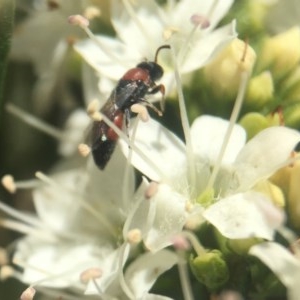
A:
250 241 300 300
125 249 178 298
191 115 246 165
119 118 186 182
74 36 139 80
33 170 84 232
111 0 164 56
234 126 300 191
181 21 237 73
203 192 279 240
143 184 187 252
14 238 105 288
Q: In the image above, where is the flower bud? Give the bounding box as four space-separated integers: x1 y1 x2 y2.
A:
245 71 274 109
287 161 300 229
239 113 269 140
204 39 256 99
228 237 261 255
271 161 300 230
254 181 285 208
281 66 300 101
189 250 229 290
257 27 300 79
284 103 300 128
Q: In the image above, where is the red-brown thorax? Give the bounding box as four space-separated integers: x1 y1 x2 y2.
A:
121 67 151 83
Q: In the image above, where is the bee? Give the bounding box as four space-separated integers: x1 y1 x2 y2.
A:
90 45 170 169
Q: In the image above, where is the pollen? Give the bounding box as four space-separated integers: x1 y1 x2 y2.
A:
0 265 14 280
20 286 36 300
87 99 102 121
131 104 149 122
190 14 210 29
78 143 91 157
84 6 101 20
127 228 142 244
145 181 159 199
80 268 102 284
68 15 90 28
163 27 179 41
0 248 8 265
1 175 16 194
172 235 190 251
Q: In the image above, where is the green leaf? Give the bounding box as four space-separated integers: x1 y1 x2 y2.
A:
0 0 15 114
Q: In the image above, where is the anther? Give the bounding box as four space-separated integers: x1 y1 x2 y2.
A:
0 265 14 280
127 228 142 244
172 235 191 251
84 6 101 20
47 0 59 10
80 268 102 284
131 104 149 122
87 99 102 121
145 181 159 199
190 14 210 29
78 143 91 157
20 286 36 300
0 248 8 265
1 175 16 193
68 15 90 28
163 27 179 41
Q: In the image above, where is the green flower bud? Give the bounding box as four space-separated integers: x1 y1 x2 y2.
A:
284 102 300 128
281 66 300 102
288 161 300 230
228 238 262 256
254 181 285 208
239 113 269 140
189 250 229 290
204 39 256 99
245 71 274 109
257 27 300 79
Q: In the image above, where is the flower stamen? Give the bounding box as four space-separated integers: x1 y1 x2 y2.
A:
69 15 128 67
130 104 150 122
190 14 210 29
145 181 159 199
80 268 102 284
1 174 39 193
6 104 65 141
20 286 36 300
206 71 249 191
127 228 142 244
78 143 91 157
170 46 196 195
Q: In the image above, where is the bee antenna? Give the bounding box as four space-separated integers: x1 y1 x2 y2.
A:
154 45 171 63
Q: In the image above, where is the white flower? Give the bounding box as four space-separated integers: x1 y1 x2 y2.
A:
119 115 300 245
10 0 95 114
74 0 237 97
250 241 300 300
1 147 177 299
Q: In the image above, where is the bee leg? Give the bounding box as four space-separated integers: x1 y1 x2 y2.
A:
148 84 166 112
124 108 131 147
